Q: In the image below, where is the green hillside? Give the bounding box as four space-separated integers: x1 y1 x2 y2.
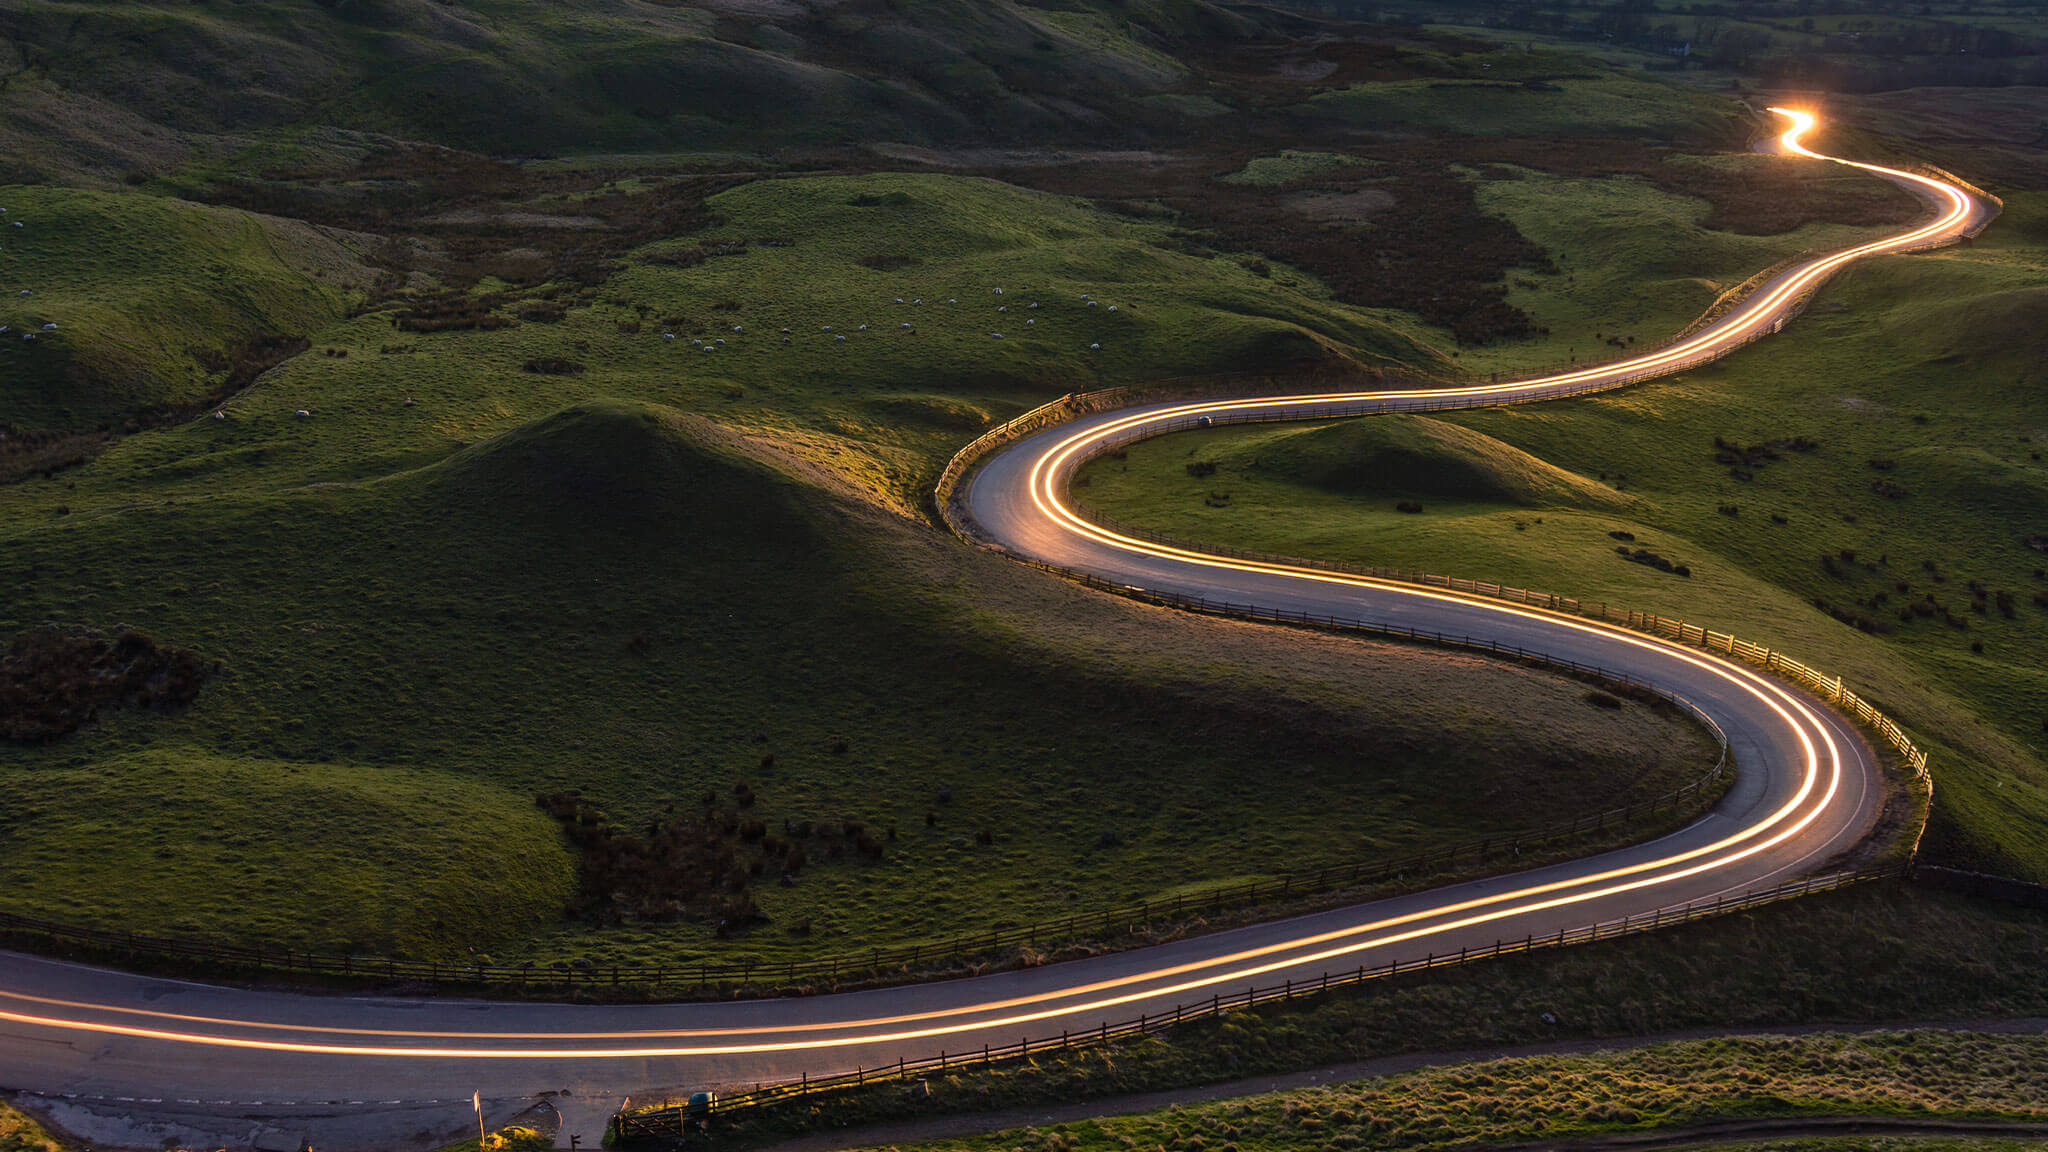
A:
0 186 372 443
0 0 1256 165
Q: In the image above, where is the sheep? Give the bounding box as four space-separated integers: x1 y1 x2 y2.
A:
947 298 957 304
8 222 21 230
17 289 29 297
1087 300 1099 308
664 332 676 340
295 409 311 417
703 343 716 351
732 325 743 332
835 334 846 342
857 324 868 331
1089 343 1101 350
40 322 56 331
990 332 1003 339
821 325 833 331
781 327 793 334
1028 302 1038 309
912 298 923 305
900 323 913 330
1108 305 1118 312
998 305 1008 313
994 288 1003 295
1025 318 1034 326
714 338 725 344
895 297 905 304
22 333 34 342
213 411 226 421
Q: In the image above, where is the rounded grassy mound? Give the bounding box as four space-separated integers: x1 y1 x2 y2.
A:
1231 414 1634 510
420 398 820 548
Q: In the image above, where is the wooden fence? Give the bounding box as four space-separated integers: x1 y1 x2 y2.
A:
612 866 1900 1144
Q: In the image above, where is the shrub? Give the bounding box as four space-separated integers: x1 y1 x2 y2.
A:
1186 461 1219 478
1582 690 1623 710
1 626 215 742
521 357 584 375
1396 500 1424 514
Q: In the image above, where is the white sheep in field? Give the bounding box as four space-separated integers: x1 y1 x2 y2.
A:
990 332 1003 339
1089 343 1101 351
900 323 912 330
296 409 311 417
732 325 742 332
835 335 846 342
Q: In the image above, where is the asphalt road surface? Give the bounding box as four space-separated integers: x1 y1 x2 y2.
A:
0 109 1994 1152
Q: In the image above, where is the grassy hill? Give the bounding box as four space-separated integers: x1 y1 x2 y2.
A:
0 186 373 457
0 395 1717 961
0 0 1271 169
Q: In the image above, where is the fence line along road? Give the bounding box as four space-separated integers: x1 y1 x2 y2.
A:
1058 508 1932 792
612 865 1900 1142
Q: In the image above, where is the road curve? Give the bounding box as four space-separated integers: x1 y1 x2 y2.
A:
0 110 1990 1148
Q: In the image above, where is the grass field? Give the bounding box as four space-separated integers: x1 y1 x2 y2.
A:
1078 189 2048 884
847 1030 2048 1152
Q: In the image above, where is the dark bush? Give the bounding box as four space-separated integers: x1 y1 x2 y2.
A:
1 626 215 742
1396 500 1424 514
1186 460 1219 478
1616 547 1687 575
1608 530 1636 542
1582 690 1623 710
521 357 584 375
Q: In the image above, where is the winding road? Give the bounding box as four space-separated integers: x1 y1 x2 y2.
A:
0 110 1997 1152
